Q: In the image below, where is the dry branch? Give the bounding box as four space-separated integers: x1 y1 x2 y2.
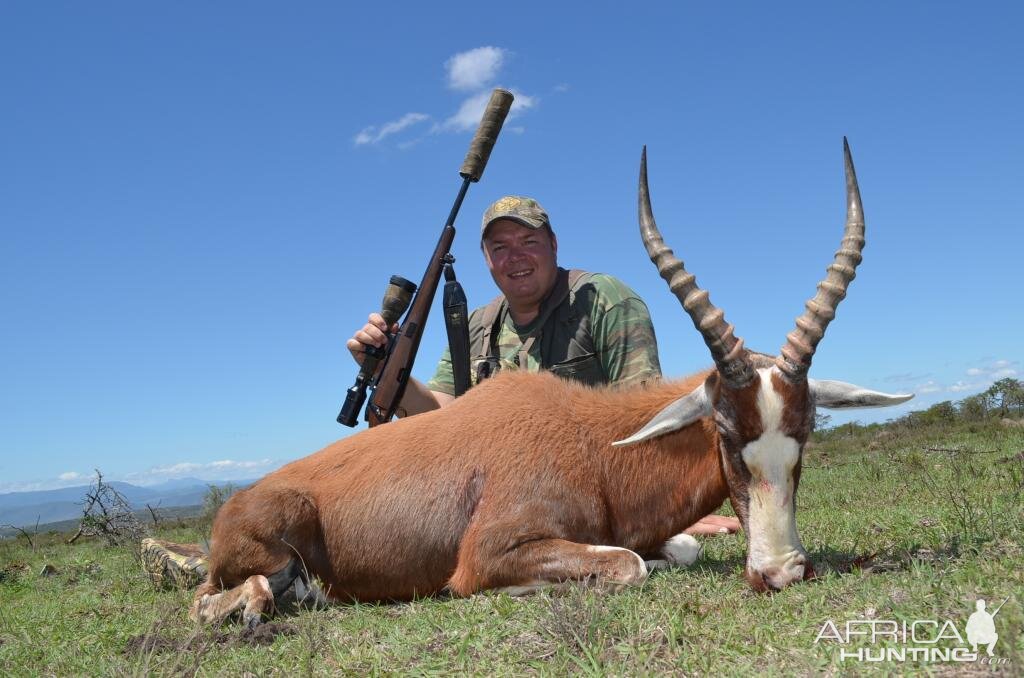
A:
66 470 145 547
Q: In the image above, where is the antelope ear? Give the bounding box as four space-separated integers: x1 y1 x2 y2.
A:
613 384 711 447
809 379 914 409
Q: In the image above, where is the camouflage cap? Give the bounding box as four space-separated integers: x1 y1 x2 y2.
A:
481 195 550 238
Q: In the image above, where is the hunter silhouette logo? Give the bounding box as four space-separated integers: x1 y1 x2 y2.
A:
966 598 1006 656
814 596 1011 664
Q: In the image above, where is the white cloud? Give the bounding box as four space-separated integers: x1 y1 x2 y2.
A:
354 47 537 147
948 380 985 393
961 359 1019 383
0 480 48 493
440 91 492 132
894 360 1020 399
440 90 537 133
209 459 270 470
149 462 202 475
887 359 1020 400
446 47 506 91
353 112 430 147
884 371 932 383
1 471 98 493
123 458 280 486
0 459 284 494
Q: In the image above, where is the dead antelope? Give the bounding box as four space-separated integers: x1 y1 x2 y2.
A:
192 139 911 627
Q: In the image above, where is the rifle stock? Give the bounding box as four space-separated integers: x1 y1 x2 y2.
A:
363 88 514 427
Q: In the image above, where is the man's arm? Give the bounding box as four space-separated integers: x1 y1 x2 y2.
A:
398 379 455 416
346 313 455 417
587 275 662 386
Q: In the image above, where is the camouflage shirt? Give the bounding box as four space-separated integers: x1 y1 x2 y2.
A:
427 269 661 395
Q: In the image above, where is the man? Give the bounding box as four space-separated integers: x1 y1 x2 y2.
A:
348 196 738 536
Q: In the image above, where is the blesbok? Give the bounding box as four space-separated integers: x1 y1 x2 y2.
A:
192 139 912 627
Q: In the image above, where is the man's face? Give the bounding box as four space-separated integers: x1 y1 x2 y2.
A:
482 219 559 312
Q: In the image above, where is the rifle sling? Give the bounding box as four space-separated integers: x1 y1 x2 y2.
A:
478 268 587 372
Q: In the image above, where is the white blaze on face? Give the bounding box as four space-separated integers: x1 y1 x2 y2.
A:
741 368 808 586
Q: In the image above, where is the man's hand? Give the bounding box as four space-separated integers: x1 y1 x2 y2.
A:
683 514 741 536
346 313 398 367
344 313 452 417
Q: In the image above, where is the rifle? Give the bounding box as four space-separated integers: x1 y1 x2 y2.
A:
337 88 514 428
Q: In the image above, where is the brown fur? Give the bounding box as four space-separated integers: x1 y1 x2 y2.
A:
193 368 732 618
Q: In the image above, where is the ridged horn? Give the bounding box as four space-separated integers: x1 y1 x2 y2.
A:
777 137 865 381
639 146 754 388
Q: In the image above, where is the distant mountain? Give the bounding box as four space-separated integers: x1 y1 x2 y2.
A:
144 477 208 491
0 482 144 510
0 479 255 528
0 504 207 539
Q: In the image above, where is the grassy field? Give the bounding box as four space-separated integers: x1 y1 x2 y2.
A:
1 421 1022 676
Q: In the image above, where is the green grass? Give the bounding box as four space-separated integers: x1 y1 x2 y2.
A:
2 422 1022 676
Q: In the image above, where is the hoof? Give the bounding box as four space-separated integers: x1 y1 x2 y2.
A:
662 534 702 567
189 594 212 623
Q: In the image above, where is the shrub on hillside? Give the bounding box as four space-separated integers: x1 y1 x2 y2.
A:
199 483 237 535
66 470 146 548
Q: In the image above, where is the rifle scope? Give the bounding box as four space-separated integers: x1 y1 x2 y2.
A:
337 275 417 427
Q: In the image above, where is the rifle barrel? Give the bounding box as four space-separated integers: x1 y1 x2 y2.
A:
361 88 515 427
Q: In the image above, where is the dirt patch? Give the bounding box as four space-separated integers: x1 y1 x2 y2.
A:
124 633 179 654
239 622 295 646
821 552 881 575
820 543 966 578
0 562 30 584
124 623 295 655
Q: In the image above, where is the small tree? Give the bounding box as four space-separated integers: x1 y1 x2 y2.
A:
1 522 37 550
199 483 237 534
926 400 958 422
898 400 958 429
958 393 989 422
66 470 145 547
986 378 1024 418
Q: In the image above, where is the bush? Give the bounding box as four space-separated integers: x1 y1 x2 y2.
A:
66 470 146 548
199 483 237 534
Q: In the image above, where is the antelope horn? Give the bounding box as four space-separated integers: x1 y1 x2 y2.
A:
777 137 865 381
639 147 754 388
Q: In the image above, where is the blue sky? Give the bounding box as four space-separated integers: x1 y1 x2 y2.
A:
2 2 1021 492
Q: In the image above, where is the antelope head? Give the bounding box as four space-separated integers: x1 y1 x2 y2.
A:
616 140 912 592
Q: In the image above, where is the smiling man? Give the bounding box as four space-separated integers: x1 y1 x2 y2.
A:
348 195 739 537
349 195 662 409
